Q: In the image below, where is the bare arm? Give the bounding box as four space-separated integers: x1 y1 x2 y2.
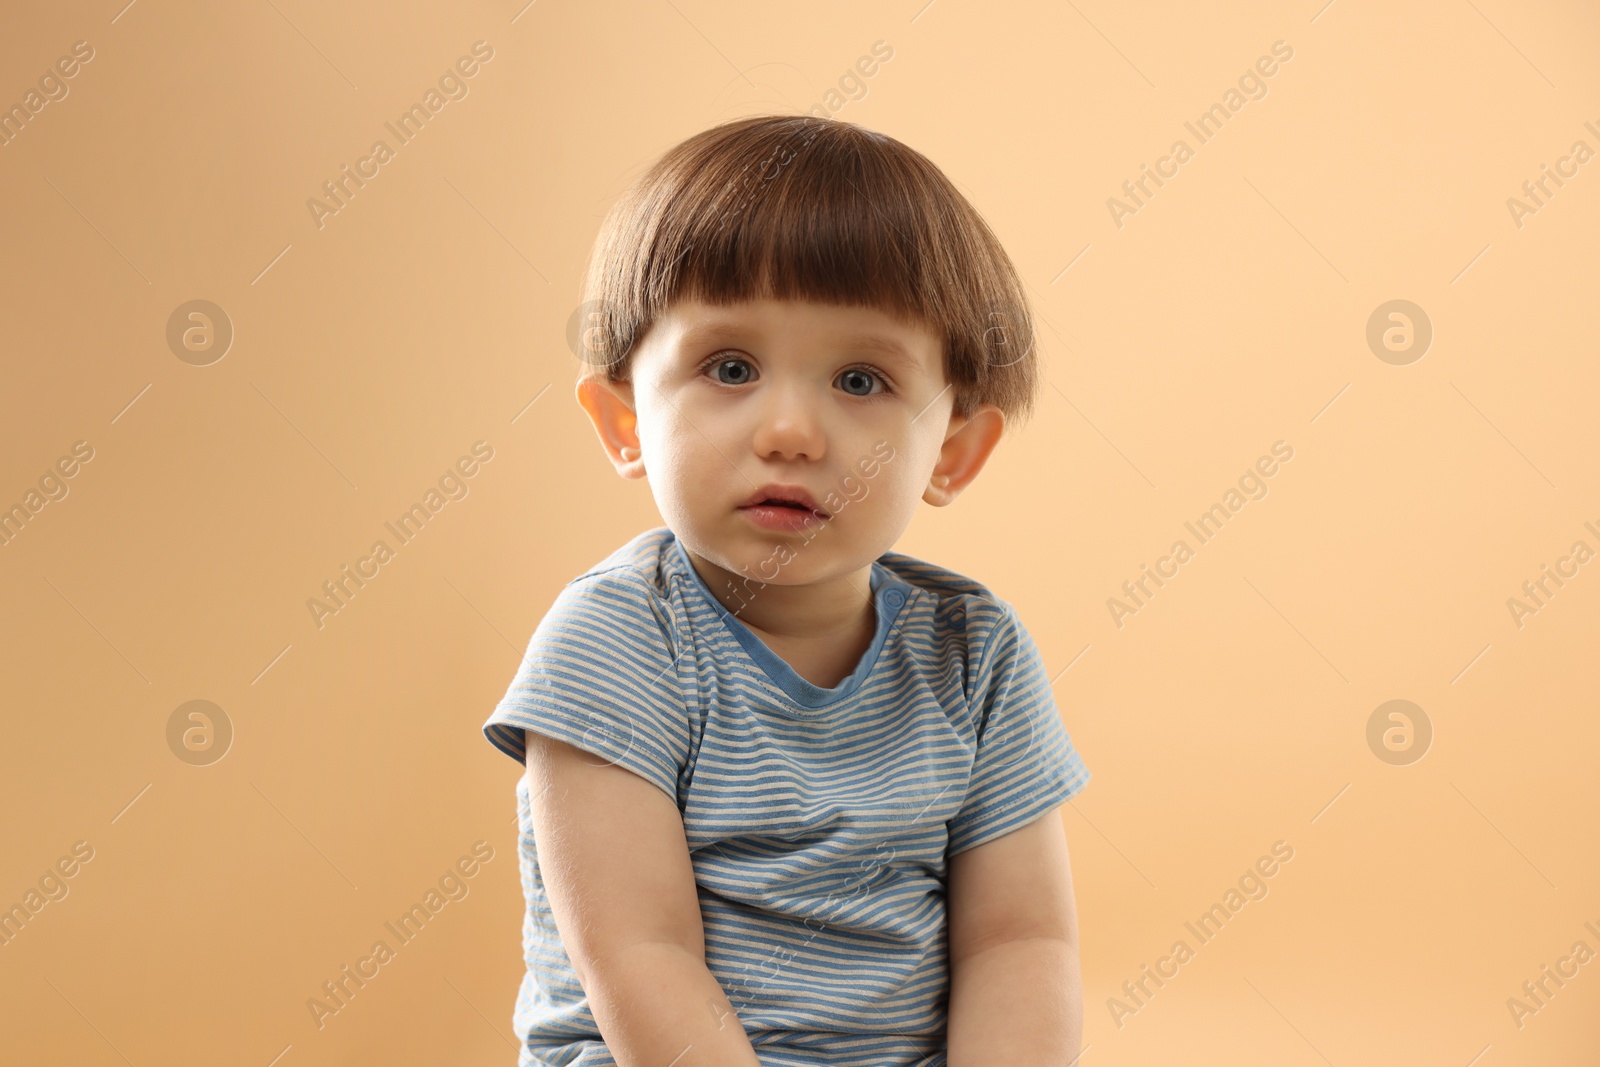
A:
524 730 763 1067
945 807 1083 1066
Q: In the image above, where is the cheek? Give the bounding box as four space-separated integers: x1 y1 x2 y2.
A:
858 448 926 513
638 402 698 471
676 420 729 468
881 430 941 484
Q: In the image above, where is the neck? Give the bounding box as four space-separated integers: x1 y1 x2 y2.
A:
684 546 876 641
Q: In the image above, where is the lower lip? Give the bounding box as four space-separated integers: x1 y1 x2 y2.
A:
738 504 829 532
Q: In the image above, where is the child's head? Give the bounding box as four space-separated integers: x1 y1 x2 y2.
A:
573 115 1039 588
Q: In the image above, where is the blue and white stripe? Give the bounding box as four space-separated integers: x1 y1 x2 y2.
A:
484 526 1090 1067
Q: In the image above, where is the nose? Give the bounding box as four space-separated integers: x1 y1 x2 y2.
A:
750 381 826 462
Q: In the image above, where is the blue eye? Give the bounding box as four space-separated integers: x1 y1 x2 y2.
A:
710 358 755 385
837 368 885 396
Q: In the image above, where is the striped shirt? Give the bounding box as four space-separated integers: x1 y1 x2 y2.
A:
482 526 1090 1067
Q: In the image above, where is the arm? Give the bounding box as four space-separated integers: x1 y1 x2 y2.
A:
945 805 1083 1066
525 731 762 1067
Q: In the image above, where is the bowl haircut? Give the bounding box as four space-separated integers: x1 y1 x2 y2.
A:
579 114 1039 425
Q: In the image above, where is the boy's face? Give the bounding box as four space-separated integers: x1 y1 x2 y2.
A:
579 296 1003 589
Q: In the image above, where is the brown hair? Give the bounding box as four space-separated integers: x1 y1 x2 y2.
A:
576 114 1039 424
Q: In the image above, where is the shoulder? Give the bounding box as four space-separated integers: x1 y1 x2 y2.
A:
875 548 1026 676
539 526 681 649
571 525 678 587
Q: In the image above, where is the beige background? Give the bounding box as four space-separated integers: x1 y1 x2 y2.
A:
2 0 1597 1063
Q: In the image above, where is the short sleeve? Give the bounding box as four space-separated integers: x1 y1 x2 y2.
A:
482 569 692 804
946 604 1091 857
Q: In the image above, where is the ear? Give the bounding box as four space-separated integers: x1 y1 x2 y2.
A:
575 376 646 479
923 404 1004 506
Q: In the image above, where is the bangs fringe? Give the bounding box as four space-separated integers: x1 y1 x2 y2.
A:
581 115 1037 423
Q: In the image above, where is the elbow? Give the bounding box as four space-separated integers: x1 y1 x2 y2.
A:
573 936 705 993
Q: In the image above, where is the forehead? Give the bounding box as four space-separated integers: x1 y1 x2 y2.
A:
650 297 940 370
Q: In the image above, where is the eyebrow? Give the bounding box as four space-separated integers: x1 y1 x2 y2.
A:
834 333 921 369
678 323 925 371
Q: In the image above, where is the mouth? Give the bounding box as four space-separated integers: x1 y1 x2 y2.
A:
738 483 830 520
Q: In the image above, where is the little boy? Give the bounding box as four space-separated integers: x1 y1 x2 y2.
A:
482 114 1091 1067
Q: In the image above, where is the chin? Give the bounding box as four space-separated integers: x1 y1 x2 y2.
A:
722 534 825 582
